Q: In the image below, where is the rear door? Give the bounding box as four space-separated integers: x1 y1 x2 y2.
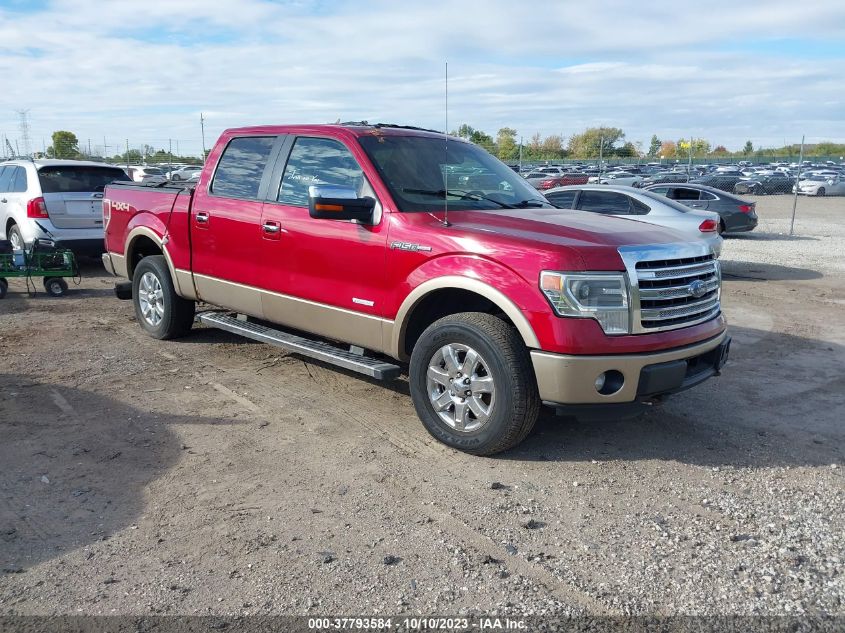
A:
190 134 282 318
38 165 129 229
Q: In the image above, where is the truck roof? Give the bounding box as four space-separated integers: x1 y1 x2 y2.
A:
222 123 451 140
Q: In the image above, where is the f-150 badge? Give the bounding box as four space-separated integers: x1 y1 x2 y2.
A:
390 241 432 252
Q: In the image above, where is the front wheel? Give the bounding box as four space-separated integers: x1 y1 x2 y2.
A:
132 255 194 339
409 313 540 456
817 187 826 197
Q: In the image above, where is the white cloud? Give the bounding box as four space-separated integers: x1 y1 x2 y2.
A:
0 0 843 155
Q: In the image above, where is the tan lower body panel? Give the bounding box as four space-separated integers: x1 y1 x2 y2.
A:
531 331 727 404
194 274 389 353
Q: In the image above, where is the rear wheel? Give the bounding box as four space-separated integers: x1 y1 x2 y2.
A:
43 277 68 297
817 187 826 197
171 174 181 181
409 312 540 455
132 255 194 339
8 224 23 251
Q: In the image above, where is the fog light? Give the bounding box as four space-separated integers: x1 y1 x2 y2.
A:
594 373 607 392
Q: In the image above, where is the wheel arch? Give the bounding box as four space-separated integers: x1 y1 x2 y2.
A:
390 276 541 361
124 227 194 299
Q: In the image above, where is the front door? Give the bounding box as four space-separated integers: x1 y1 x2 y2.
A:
258 135 389 351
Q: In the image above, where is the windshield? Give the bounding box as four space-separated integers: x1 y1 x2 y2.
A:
358 134 550 212
38 165 131 193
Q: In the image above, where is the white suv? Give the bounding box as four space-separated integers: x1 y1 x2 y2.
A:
0 159 130 255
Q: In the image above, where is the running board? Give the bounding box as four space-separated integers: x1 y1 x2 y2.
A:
196 311 401 380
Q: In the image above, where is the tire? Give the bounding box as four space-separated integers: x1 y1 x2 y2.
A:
132 255 194 339
718 220 726 236
409 312 540 456
0 278 7 299
43 277 68 297
171 174 181 181
8 224 24 251
817 187 825 197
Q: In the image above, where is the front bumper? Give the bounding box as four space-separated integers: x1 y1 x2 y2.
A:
532 331 730 405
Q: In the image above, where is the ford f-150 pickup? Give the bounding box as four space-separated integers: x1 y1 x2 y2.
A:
102 123 730 455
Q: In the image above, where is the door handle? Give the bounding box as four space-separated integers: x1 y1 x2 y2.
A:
262 221 281 233
195 212 209 224
0 198 7 203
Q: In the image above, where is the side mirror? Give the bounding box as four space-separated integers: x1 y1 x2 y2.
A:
308 185 375 223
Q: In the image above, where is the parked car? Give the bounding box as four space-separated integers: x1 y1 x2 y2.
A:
689 174 744 193
0 159 130 255
542 185 722 255
102 123 729 456
640 172 690 186
126 165 166 184
643 183 757 233
169 165 204 181
793 174 845 196
595 172 643 187
733 172 793 195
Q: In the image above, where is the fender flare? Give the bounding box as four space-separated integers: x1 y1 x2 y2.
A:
124 226 195 299
389 275 541 360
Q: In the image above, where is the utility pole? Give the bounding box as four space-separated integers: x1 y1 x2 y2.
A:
519 136 523 172
88 138 92 157
599 136 604 178
200 113 207 158
168 139 173 176
126 139 130 171
789 135 804 237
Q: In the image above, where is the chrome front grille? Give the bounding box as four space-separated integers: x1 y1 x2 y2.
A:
618 244 721 333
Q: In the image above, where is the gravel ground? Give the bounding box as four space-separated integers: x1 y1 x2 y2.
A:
0 195 842 620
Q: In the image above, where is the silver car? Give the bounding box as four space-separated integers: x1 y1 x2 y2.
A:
793 173 845 196
0 159 130 255
543 184 722 256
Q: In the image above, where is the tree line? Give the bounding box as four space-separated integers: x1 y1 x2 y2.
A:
39 131 201 164
451 124 845 162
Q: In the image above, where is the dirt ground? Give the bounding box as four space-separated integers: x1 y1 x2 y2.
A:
1 195 843 619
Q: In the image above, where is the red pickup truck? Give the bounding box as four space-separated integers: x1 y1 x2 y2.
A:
102 123 729 455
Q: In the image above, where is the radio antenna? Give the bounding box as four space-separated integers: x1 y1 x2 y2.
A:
443 60 451 227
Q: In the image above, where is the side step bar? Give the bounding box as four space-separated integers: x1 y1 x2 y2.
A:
196 311 401 380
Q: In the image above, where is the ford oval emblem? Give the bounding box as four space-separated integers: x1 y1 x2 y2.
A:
688 280 706 298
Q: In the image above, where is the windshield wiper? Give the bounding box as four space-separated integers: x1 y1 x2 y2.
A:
511 199 547 208
401 188 517 209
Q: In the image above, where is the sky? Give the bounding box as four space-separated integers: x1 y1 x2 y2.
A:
1 0 844 157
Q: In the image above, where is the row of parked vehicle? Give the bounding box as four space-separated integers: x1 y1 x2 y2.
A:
520 160 845 197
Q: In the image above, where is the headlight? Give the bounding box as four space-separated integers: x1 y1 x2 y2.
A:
540 271 630 334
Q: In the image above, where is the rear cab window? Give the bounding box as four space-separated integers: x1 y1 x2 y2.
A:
210 136 276 200
0 166 13 192
38 165 130 193
10 167 28 192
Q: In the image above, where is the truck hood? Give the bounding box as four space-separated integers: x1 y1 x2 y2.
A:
442 207 695 270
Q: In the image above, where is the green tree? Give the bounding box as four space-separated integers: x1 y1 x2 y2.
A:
743 140 753 155
567 127 625 159
496 127 519 160
49 130 80 158
541 135 565 159
647 135 661 158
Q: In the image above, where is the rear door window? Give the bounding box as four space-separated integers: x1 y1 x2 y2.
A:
576 190 633 214
673 187 701 200
38 166 130 193
210 136 276 200
545 190 576 208
278 137 365 207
